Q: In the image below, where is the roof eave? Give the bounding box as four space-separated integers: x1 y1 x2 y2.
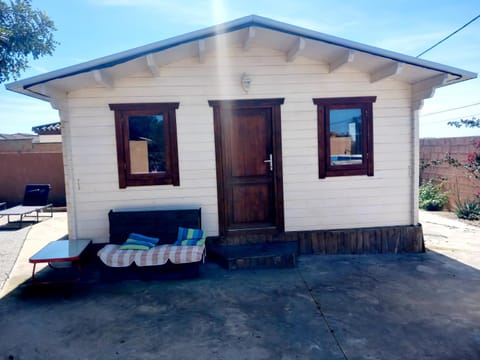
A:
5 14 477 100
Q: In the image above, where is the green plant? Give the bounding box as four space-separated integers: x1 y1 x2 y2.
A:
0 0 58 83
419 180 449 211
446 119 480 180
455 200 480 220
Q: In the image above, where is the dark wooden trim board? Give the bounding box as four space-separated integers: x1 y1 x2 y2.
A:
209 224 424 254
109 102 180 188
313 96 376 178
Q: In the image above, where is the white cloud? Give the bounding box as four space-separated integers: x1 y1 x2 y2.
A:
89 0 157 6
266 14 361 36
420 121 480 138
374 32 446 55
0 95 59 134
29 64 51 75
88 0 217 27
420 79 480 138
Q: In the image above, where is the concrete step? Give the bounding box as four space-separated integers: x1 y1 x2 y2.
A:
208 241 298 270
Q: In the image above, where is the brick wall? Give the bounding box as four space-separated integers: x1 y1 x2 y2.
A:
420 136 480 210
0 139 62 153
0 143 65 207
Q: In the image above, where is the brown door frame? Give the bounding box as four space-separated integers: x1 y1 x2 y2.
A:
208 98 285 237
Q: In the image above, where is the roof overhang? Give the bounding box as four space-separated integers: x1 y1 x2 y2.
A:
6 14 477 109
31 121 61 135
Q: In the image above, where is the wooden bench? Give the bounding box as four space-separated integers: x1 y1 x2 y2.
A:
97 208 205 279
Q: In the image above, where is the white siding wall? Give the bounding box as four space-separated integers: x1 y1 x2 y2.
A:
64 46 413 242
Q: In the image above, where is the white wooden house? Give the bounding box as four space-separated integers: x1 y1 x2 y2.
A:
7 15 476 254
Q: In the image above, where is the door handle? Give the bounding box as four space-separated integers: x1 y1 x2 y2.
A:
263 153 273 171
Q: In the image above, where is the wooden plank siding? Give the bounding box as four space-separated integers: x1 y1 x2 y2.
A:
209 224 423 254
64 46 415 243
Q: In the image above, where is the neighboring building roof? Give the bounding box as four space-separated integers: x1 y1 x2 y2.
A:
0 133 36 141
5 14 477 108
32 122 61 135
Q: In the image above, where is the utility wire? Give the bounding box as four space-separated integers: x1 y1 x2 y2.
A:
416 14 480 57
420 112 480 124
421 101 480 116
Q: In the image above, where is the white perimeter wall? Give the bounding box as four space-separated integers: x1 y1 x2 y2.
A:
62 46 414 242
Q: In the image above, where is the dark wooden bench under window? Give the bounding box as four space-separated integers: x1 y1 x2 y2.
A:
97 208 205 280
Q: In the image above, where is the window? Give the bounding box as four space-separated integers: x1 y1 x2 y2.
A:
313 96 376 178
110 103 180 188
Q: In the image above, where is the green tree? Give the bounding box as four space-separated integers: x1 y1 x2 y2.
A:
448 117 480 129
0 0 57 83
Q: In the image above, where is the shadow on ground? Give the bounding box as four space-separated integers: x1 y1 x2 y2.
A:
1 249 479 360
0 221 37 231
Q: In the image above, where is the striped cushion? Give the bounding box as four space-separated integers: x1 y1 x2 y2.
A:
98 244 205 267
119 242 150 251
119 233 159 250
175 227 206 246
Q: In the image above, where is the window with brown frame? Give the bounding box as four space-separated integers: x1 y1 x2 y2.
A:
313 96 376 178
109 103 180 188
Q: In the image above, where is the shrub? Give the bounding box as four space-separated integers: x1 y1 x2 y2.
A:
455 200 480 220
419 180 449 211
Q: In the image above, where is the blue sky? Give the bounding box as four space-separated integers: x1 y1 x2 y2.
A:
1 0 479 138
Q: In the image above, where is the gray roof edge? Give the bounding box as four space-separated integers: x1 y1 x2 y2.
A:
254 15 477 80
4 15 258 96
5 14 477 98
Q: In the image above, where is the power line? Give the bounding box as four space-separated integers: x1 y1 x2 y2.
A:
416 14 480 57
421 101 480 116
420 112 480 124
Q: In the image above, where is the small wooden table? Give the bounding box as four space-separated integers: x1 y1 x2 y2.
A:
29 239 92 284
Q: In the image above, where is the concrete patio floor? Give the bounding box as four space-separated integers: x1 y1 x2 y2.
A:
0 211 479 359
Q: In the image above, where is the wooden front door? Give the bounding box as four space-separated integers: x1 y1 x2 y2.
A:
209 99 285 236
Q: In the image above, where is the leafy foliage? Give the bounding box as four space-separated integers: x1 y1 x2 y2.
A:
446 117 480 179
447 117 480 129
444 118 480 179
423 138 480 180
420 121 480 219
419 180 449 211
455 200 480 220
0 0 57 83
420 158 443 172
444 140 480 180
